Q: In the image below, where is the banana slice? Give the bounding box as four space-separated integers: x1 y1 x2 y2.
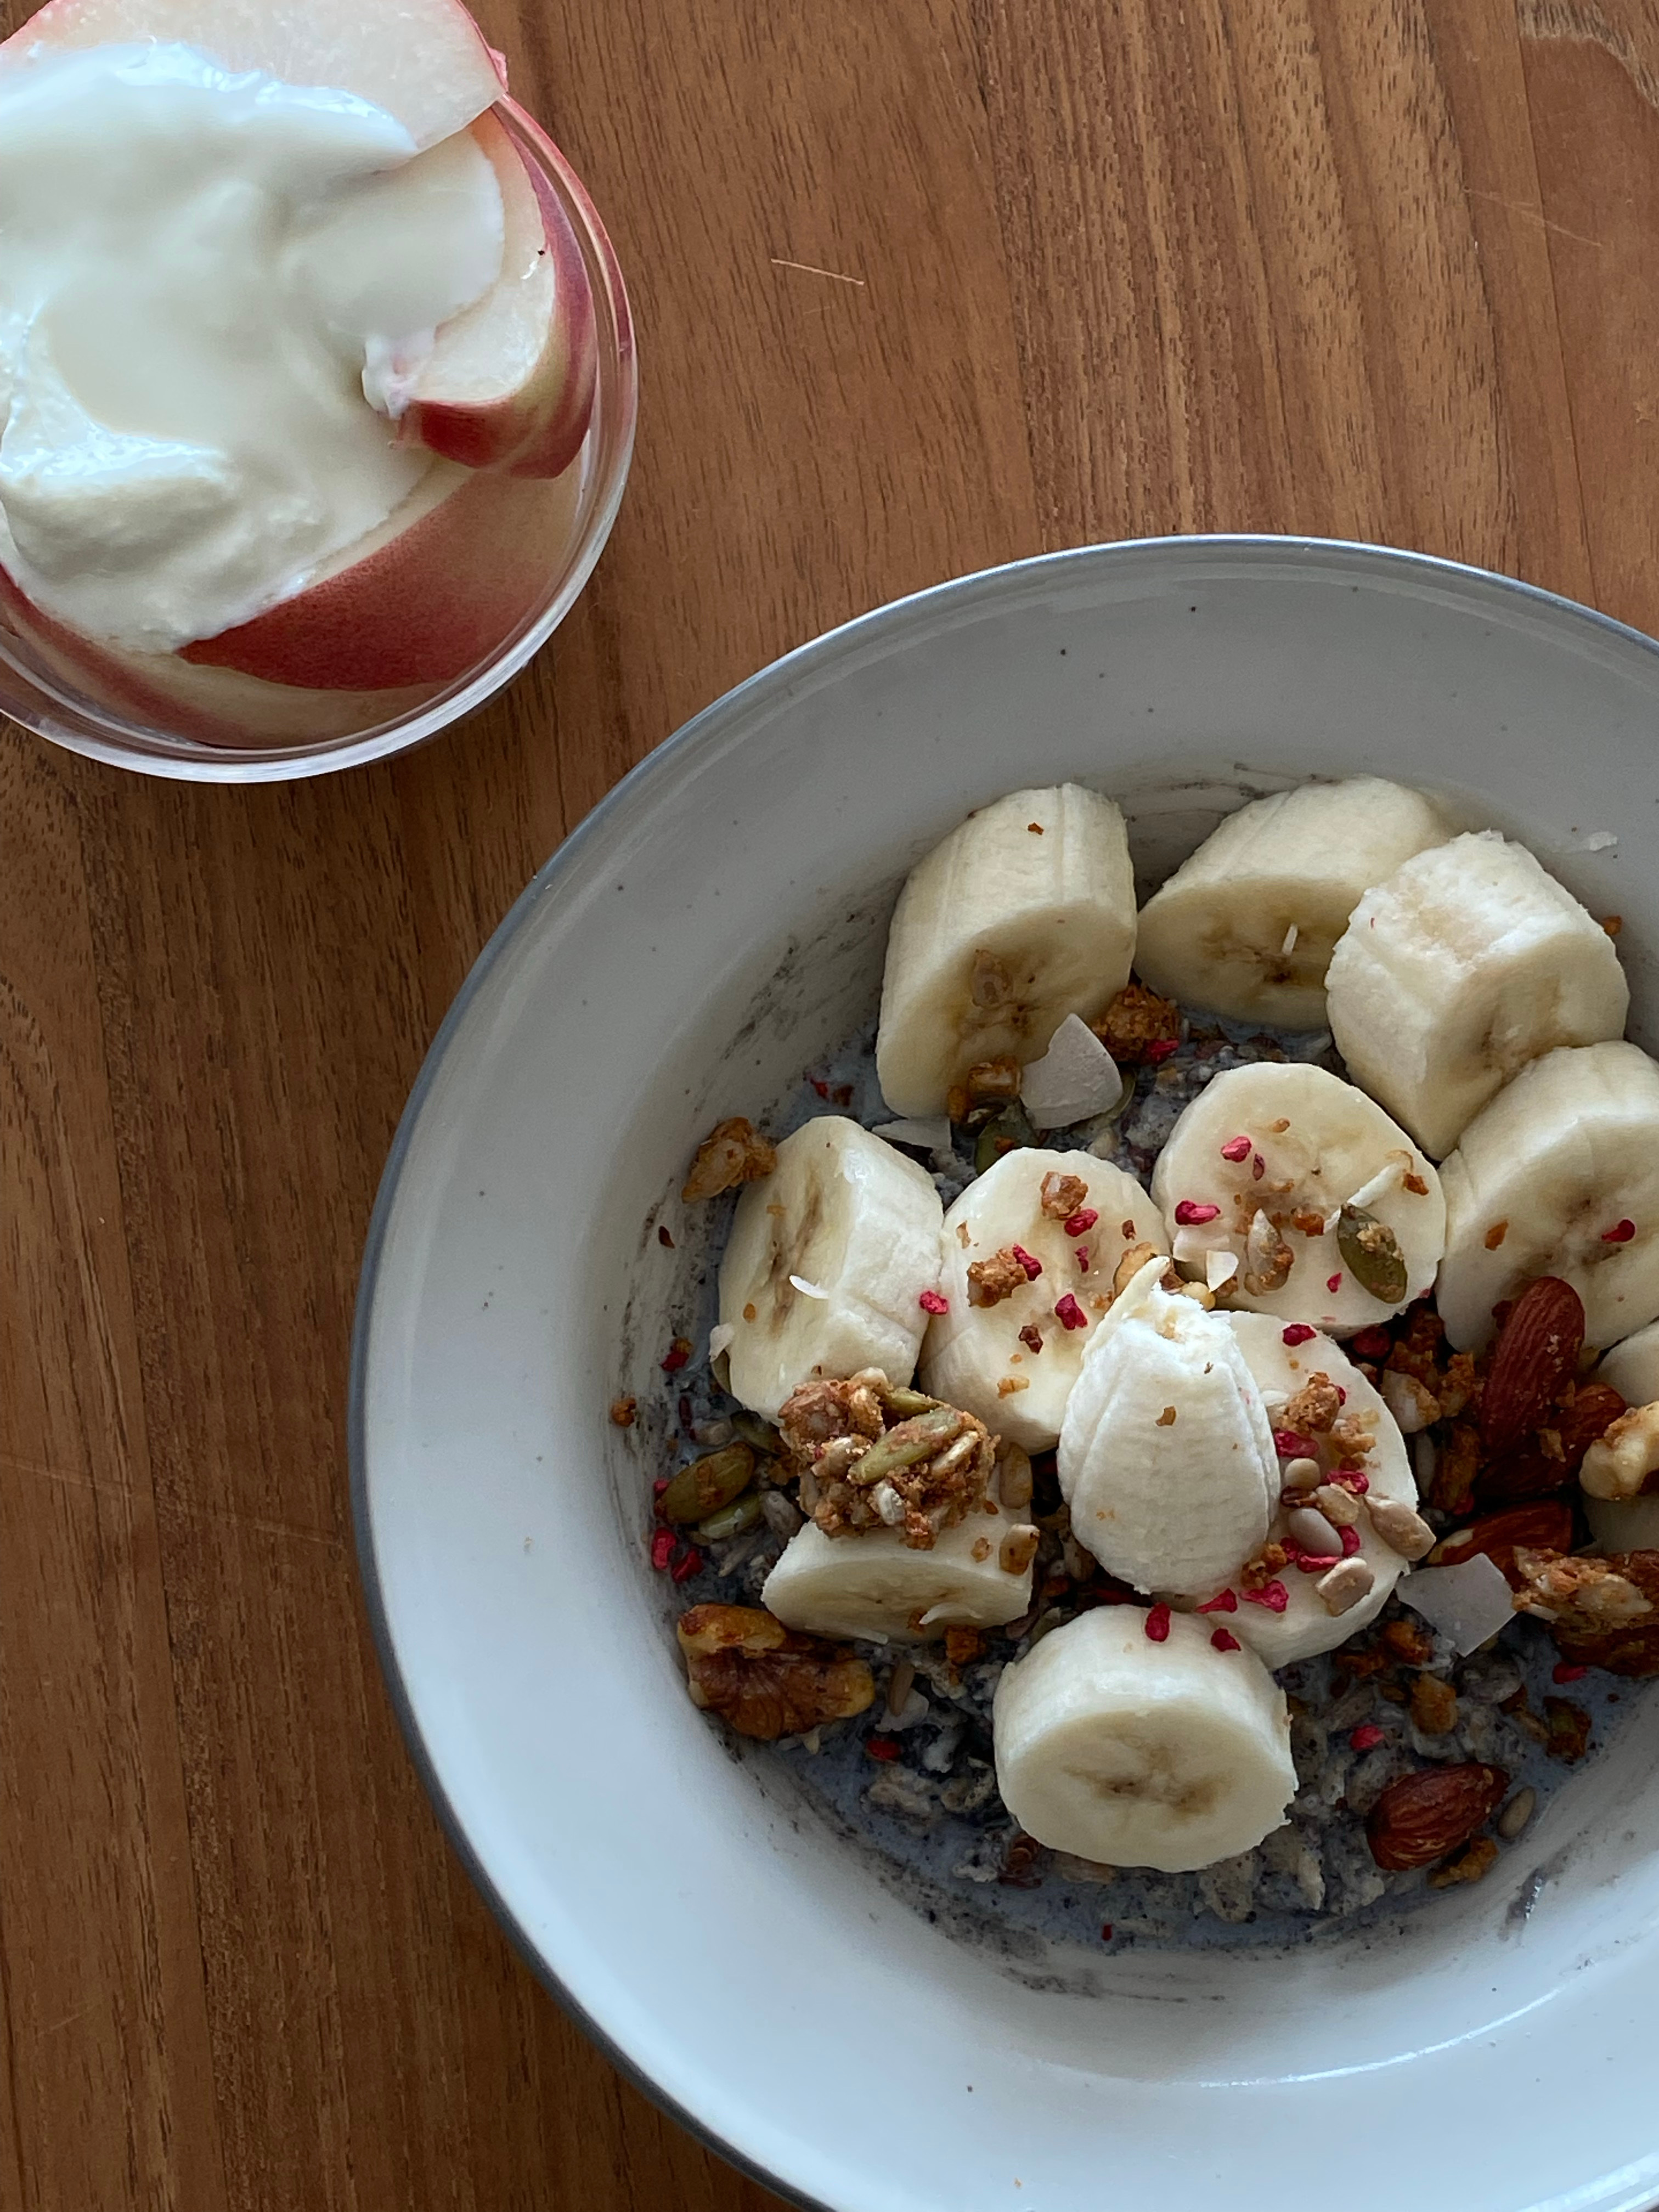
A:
1149 1062 1444 1333
1326 831 1629 1160
921 1147 1167 1451
875 784 1136 1118
991 1607 1297 1872
1596 1322 1659 1406
762 1493 1034 1641
1057 1259 1278 1598
1219 1316 1419 1666
1132 777 1449 1029
719 1116 945 1418
1436 1042 1659 1351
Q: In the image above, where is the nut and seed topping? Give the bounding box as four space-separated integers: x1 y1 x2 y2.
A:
999 1524 1040 1575
678 1604 874 1740
1427 1836 1499 1888
967 1246 1030 1307
681 1116 777 1201
1579 1401 1659 1500
1040 1171 1090 1220
1315 1557 1374 1615
1410 1674 1458 1735
1364 1496 1435 1560
777 1375 996 1549
660 1443 757 1525
1091 980 1181 1062
1282 1372 1342 1434
1365 1762 1508 1870
1336 1205 1407 1305
1497 1787 1537 1839
1244 1208 1294 1295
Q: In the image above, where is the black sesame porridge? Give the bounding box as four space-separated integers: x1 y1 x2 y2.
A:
613 780 1659 1952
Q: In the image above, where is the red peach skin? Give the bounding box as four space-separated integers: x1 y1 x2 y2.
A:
2 0 504 147
181 461 581 689
396 109 597 479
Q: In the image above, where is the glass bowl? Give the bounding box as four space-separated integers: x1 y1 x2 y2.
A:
0 99 636 783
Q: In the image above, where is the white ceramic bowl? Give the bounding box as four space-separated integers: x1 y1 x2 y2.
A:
352 538 1659 2212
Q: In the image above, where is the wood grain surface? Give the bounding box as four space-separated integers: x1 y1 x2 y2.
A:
0 1 1653 2204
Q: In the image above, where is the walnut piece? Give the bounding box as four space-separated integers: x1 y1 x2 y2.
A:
1091 980 1181 1062
678 1603 874 1739
1039 1171 1090 1220
778 1370 996 1549
967 1246 1030 1308
681 1116 777 1201
1580 1401 1659 1500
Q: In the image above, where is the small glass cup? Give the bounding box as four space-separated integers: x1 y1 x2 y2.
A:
0 99 636 783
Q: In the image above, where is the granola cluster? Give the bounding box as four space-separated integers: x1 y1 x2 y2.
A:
777 1370 997 1549
1090 980 1181 1062
680 1116 777 1201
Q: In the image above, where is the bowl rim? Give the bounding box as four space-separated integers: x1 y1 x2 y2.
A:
347 531 1659 2210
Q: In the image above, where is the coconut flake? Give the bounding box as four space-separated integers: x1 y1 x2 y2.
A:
1397 1554 1515 1654
1020 1015 1122 1131
1343 1162 1403 1213
873 1116 952 1153
1206 1249 1240 1291
1280 922 1299 956
1582 830 1618 853
1172 1223 1221 1266
789 1274 828 1300
708 1322 736 1361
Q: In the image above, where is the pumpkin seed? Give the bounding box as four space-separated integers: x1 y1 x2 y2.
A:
730 1410 783 1456
974 1100 1037 1175
1338 1204 1408 1305
852 1407 962 1483
883 1385 939 1418
661 1442 755 1525
695 1491 764 1542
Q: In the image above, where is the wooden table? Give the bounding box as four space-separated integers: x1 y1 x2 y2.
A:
2 1 1652 2204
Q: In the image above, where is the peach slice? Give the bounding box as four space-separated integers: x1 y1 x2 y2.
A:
180 457 581 689
2 0 506 148
393 110 597 479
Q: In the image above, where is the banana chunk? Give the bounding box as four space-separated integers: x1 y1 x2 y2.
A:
718 1116 945 1418
1220 1316 1418 1666
875 784 1136 1118
1596 1321 1659 1407
1326 831 1628 1160
1150 1062 1444 1332
1133 777 1449 1029
762 1494 1035 1642
1436 1041 1659 1351
1058 1259 1278 1598
992 1607 1297 1872
921 1147 1167 1451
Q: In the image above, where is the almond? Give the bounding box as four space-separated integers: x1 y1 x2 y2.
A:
1365 1762 1509 1871
1430 1500 1575 1587
1480 1276 1585 1454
